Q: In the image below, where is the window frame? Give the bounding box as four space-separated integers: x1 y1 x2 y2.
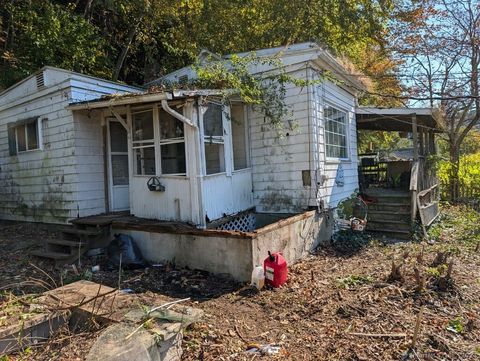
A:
8 117 43 155
230 103 250 171
157 106 187 176
131 108 156 176
201 102 229 176
324 103 350 161
130 105 188 177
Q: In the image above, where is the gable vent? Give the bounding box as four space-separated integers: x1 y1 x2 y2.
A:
178 75 188 84
36 72 45 89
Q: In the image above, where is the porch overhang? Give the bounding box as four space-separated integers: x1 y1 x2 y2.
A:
356 107 441 132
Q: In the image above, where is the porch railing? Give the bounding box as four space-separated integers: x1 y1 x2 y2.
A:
410 157 440 231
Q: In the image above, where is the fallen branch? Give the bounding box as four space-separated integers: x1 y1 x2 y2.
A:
348 332 407 338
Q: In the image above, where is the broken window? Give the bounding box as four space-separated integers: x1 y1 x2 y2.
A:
325 105 348 159
132 109 155 175
230 104 248 170
8 117 41 155
159 109 186 175
203 103 225 174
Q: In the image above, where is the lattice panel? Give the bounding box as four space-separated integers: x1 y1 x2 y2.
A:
216 213 256 232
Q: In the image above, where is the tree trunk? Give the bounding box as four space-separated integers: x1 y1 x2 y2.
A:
448 143 460 201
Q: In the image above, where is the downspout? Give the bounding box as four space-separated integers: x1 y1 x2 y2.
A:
160 98 206 228
161 99 197 128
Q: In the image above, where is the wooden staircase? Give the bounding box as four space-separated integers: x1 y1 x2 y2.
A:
31 225 109 266
365 190 412 240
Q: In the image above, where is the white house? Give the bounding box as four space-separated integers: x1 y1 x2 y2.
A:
0 43 369 280
0 42 363 227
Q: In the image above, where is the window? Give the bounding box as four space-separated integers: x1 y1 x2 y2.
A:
132 110 156 175
159 109 186 175
325 105 348 159
8 117 41 155
203 103 225 174
230 104 248 170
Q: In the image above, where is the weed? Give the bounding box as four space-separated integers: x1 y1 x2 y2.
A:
337 275 372 288
447 317 464 333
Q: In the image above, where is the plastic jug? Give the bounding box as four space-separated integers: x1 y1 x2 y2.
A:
264 251 288 288
251 265 265 290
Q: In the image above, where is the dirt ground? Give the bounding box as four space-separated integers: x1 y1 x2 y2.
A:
1 205 480 360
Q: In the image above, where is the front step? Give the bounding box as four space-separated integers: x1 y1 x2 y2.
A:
30 250 72 261
60 227 104 237
30 224 110 265
367 219 412 232
367 228 411 240
368 210 410 222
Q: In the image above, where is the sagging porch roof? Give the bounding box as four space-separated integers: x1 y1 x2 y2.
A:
67 89 230 111
356 107 441 132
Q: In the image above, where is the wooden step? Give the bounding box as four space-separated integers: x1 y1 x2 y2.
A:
367 219 412 232
368 203 411 213
368 210 410 222
46 239 87 247
30 250 72 260
60 227 104 236
367 228 411 240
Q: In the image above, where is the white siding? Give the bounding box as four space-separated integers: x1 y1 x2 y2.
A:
312 76 359 208
0 82 78 223
202 169 253 220
0 67 141 223
249 68 313 213
249 66 359 214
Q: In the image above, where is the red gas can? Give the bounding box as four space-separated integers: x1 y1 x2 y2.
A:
263 251 288 288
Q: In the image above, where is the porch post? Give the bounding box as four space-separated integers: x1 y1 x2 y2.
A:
411 114 418 223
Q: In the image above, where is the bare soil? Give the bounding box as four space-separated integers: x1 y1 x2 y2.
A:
1 205 479 360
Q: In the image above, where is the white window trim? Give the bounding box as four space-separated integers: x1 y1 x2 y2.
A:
323 103 350 162
201 102 231 176
14 118 43 154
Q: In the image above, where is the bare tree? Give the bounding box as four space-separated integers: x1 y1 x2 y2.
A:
393 0 480 200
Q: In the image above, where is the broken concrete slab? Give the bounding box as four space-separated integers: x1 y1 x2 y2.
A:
86 322 183 361
1 280 203 360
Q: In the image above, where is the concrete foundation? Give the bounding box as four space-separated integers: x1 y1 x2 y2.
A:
113 210 333 282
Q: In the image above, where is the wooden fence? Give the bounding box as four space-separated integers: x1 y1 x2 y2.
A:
441 182 480 211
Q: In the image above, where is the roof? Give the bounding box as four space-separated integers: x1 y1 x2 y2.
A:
0 66 141 98
68 89 230 111
150 42 368 93
356 107 441 132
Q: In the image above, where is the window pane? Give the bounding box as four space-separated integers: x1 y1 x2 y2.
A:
231 104 248 170
160 110 184 139
161 143 186 174
110 122 128 152
134 147 156 175
205 143 225 174
324 105 348 158
26 121 38 150
17 125 26 152
132 110 154 141
112 155 129 185
203 104 223 137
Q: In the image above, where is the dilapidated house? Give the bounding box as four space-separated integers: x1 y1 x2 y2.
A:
0 43 438 281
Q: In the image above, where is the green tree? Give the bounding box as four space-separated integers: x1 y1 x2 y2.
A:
0 1 110 88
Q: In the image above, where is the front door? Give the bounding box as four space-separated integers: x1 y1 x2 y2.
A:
107 119 130 211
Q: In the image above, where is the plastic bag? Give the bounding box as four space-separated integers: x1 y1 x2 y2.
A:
106 233 146 269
